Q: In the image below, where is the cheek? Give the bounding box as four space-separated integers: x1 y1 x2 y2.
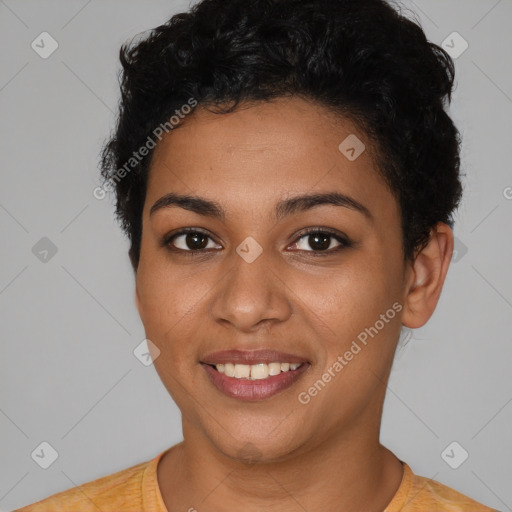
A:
137 267 202 406
136 261 204 366
137 249 203 325
295 266 401 425
301 255 400 336
296 252 403 399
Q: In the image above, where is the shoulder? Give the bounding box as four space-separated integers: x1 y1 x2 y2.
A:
385 461 499 512
13 450 167 512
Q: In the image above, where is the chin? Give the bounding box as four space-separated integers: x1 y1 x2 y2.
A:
207 426 309 466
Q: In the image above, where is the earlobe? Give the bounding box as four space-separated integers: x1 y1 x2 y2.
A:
401 222 454 329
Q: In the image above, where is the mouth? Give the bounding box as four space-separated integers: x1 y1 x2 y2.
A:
204 361 304 379
200 349 310 401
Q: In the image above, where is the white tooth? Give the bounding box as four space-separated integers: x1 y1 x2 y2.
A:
216 364 225 373
289 363 301 370
251 363 269 380
268 362 281 376
224 363 235 377
281 363 290 372
234 364 250 378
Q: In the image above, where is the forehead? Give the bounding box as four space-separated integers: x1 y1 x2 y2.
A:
145 97 395 221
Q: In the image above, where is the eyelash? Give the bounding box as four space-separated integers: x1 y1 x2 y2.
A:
161 227 352 256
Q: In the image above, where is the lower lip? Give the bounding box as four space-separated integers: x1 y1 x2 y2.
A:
201 363 310 401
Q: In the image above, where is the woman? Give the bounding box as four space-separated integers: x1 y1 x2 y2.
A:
15 0 498 510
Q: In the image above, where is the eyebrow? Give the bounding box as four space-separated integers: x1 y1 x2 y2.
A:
149 191 372 221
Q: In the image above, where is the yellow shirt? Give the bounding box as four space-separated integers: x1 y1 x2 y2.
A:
14 449 498 511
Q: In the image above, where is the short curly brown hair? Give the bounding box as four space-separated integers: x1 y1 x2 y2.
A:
99 0 462 271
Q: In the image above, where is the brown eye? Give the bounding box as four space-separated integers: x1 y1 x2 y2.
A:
165 229 221 252
304 233 332 251
291 229 351 253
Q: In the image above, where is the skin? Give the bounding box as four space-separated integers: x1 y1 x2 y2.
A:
135 96 454 512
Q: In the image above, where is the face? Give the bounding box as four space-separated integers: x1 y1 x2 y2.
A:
135 96 412 462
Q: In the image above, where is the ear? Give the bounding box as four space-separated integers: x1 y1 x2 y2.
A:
402 222 454 329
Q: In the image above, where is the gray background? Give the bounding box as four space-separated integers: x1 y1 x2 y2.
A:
1 0 511 510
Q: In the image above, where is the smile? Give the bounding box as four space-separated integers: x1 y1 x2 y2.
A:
214 362 302 379
201 360 310 401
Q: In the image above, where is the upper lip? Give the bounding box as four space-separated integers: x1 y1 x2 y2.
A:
201 349 308 365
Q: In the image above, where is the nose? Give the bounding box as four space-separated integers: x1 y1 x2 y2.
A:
210 243 293 333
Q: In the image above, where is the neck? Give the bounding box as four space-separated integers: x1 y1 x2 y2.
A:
157 411 403 512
